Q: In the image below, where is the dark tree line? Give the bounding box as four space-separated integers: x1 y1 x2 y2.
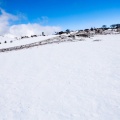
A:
110 24 120 29
101 24 120 29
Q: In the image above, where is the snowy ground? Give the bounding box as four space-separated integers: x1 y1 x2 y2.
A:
0 34 120 120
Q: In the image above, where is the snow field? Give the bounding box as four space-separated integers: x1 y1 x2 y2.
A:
0 34 120 120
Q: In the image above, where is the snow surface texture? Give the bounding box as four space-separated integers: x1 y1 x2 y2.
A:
0 34 120 120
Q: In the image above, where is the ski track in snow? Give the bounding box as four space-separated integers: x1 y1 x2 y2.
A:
0 34 120 120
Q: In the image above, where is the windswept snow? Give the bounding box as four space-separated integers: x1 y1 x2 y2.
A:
0 34 120 120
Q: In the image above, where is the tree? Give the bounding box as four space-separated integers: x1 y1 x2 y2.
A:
116 24 120 28
90 27 94 31
110 24 120 29
102 25 107 29
110 24 116 29
66 29 70 34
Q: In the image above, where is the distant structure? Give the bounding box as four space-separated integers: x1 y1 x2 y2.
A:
42 32 45 36
117 28 120 32
31 35 37 38
21 36 29 39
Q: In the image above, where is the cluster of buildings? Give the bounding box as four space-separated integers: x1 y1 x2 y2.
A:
57 25 120 37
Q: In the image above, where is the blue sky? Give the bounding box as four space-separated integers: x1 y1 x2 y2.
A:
1 0 120 30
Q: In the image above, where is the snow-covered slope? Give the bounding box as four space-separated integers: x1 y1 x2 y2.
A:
0 35 58 49
0 35 16 43
0 34 120 120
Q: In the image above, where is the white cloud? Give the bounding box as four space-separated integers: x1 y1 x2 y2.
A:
0 8 18 34
0 9 61 37
9 23 61 37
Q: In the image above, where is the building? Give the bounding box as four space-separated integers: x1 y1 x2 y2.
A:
117 28 120 32
102 30 113 34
